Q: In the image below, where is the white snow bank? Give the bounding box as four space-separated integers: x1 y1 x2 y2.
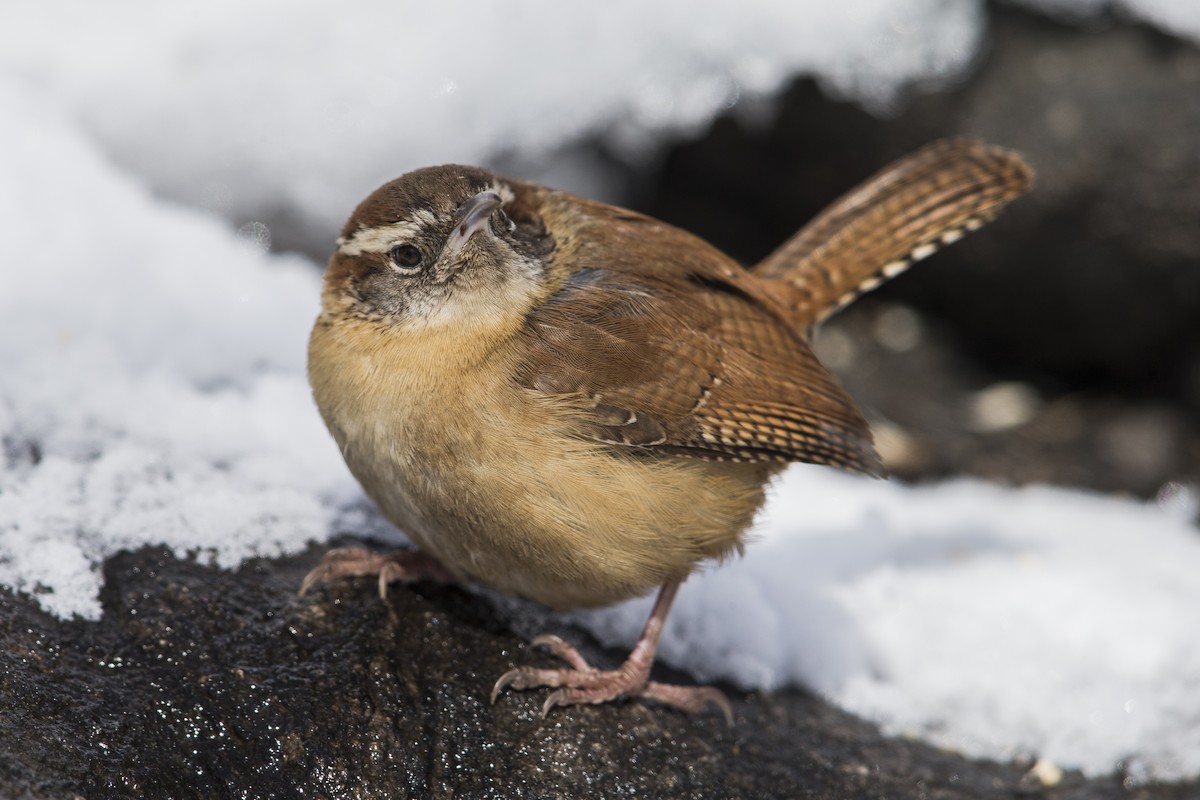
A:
0 82 357 618
0 0 984 237
1013 0 1200 41
577 467 1200 781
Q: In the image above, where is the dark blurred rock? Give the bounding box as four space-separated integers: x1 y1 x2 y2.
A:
649 3 1200 400
817 302 1200 500
4 545 1195 799
643 2 1200 500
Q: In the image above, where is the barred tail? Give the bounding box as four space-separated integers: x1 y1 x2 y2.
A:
755 138 1034 328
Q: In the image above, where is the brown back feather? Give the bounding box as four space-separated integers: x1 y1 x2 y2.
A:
515 206 882 475
511 140 1032 476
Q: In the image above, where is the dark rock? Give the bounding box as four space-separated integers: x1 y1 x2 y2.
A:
649 3 1200 399
816 302 1200 499
643 2 1200 498
4 545 1195 799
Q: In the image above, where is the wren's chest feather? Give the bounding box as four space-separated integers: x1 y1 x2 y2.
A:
307 314 521 538
307 313 767 609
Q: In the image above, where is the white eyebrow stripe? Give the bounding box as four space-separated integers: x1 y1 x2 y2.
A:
337 208 438 256
338 220 421 256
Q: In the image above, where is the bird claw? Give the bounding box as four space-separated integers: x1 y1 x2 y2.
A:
298 546 455 598
298 546 375 596
541 688 574 718
491 633 732 723
489 667 530 704
642 681 733 725
529 633 595 672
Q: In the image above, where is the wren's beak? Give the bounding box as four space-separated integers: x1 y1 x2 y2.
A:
444 190 504 259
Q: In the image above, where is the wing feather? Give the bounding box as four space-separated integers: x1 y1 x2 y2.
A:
515 235 881 475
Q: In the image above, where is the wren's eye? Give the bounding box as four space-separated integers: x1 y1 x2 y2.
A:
388 243 423 273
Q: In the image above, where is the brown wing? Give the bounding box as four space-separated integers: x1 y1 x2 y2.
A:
755 138 1034 328
515 210 881 475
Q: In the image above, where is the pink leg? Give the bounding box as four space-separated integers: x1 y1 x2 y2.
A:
491 580 732 723
299 546 456 599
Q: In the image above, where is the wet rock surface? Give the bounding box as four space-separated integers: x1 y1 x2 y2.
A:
4 4 1200 799
3 545 1196 800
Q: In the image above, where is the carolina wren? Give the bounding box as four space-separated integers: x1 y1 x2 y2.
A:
301 138 1033 720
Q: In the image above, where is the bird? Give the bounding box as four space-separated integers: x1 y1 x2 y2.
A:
300 138 1034 721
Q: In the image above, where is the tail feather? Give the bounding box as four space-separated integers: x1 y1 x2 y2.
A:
755 138 1034 328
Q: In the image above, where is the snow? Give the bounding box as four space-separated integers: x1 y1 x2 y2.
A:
1011 0 1200 41
577 468 1200 780
2 0 1199 785
0 0 983 244
0 82 356 617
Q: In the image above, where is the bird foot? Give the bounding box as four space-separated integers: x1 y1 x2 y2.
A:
491 633 732 723
298 546 456 598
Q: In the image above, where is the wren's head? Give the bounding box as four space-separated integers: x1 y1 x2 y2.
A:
323 165 556 331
